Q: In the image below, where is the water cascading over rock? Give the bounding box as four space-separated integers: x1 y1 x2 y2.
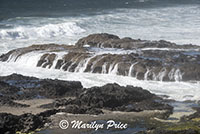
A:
1 33 200 82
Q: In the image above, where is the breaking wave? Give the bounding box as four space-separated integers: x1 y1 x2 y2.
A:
0 22 85 40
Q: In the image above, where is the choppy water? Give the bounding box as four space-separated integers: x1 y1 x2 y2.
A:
0 0 200 54
0 0 200 101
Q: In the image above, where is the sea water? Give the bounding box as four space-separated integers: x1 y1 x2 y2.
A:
0 0 200 101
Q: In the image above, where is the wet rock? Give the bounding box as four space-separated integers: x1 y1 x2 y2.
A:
73 83 172 114
75 33 120 48
0 113 19 134
0 113 44 133
37 53 56 68
0 74 83 104
76 83 154 108
62 104 86 114
18 113 44 133
75 33 200 49
39 83 171 115
1 34 200 82
36 79 82 98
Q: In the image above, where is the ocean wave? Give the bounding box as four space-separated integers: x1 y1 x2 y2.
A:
0 22 85 40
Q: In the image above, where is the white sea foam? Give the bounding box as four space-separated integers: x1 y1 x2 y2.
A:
0 51 200 101
0 60 200 101
0 22 85 40
0 5 200 55
0 4 200 102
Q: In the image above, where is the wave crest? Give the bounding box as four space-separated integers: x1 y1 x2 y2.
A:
0 22 85 40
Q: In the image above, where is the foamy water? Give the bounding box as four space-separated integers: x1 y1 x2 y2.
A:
1 4 200 55
0 51 200 101
1 2 200 102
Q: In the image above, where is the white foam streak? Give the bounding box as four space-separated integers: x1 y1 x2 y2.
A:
156 68 167 81
144 68 150 80
75 55 95 73
0 61 200 101
109 63 119 75
128 62 138 77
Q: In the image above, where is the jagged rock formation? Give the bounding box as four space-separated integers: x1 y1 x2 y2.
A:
0 74 173 115
0 73 82 102
0 74 173 133
1 33 200 81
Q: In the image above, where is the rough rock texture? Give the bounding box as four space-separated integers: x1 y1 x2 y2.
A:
0 74 175 133
75 33 200 49
0 74 82 108
74 83 173 113
41 83 173 116
0 113 44 133
1 33 200 82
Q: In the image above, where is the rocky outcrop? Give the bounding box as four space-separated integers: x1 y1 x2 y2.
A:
0 74 82 102
0 113 44 134
74 83 173 114
40 83 173 117
0 73 175 133
1 33 200 82
0 74 172 114
75 33 200 49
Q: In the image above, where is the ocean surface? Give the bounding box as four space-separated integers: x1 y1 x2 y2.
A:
0 0 200 101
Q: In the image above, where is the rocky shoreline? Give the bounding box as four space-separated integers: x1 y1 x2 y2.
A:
0 33 200 134
1 33 200 82
0 74 199 134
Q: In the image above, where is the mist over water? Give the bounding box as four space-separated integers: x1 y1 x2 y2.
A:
0 0 200 101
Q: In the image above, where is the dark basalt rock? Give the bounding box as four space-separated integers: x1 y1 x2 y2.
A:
0 74 83 100
75 33 120 48
36 79 82 98
76 83 154 108
39 83 172 116
0 113 44 133
74 83 172 114
0 109 61 134
75 33 200 49
1 34 200 82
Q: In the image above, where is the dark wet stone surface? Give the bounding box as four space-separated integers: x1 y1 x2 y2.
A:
0 113 44 134
1 33 200 81
40 83 173 117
